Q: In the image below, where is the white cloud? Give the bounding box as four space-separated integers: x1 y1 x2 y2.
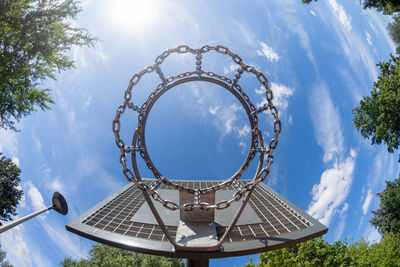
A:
209 106 219 115
365 31 373 46
223 64 239 74
256 42 280 62
307 83 357 226
307 154 356 225
0 224 31 267
40 220 89 259
48 178 64 193
288 115 293 125
221 104 242 135
310 83 343 162
367 11 396 53
11 156 20 167
0 129 18 156
362 189 373 215
334 205 348 241
235 21 257 46
257 82 294 112
365 226 381 243
255 86 264 95
84 95 92 106
25 181 47 211
328 0 352 31
271 82 294 110
238 125 250 137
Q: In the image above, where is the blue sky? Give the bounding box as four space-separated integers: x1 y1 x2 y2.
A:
1 0 399 266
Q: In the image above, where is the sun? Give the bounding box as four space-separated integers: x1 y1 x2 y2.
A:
111 0 158 31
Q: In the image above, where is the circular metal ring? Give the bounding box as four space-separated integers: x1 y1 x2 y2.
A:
131 75 263 193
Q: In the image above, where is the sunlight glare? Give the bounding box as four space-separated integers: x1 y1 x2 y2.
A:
111 0 158 30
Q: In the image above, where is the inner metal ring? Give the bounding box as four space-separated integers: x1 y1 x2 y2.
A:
132 76 263 193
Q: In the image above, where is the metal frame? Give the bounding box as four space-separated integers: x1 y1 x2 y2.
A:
111 45 283 251
66 180 328 259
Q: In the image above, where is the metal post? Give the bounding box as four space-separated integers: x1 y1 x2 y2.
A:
0 191 68 234
186 259 209 267
0 206 53 234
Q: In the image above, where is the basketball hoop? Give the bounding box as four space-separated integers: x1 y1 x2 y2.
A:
67 46 327 265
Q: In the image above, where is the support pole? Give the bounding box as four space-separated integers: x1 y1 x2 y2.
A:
0 206 53 234
186 259 209 267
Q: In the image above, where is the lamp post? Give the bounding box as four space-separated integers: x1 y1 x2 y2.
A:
0 192 68 234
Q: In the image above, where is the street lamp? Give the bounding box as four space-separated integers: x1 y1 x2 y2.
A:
0 192 68 234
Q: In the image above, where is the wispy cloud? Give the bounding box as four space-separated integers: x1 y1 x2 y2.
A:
309 83 343 162
314 0 379 94
364 225 381 243
25 180 47 211
308 154 356 225
0 129 18 156
0 224 31 267
362 189 373 215
328 0 352 31
256 82 294 112
223 63 239 75
365 31 373 46
307 82 356 226
256 42 280 62
366 10 396 53
40 220 89 259
334 203 348 241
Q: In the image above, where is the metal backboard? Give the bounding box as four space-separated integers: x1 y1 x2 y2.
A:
66 179 328 259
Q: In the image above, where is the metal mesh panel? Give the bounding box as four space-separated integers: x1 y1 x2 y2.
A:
81 180 310 243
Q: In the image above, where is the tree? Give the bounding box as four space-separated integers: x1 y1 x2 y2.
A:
246 235 400 267
0 244 13 267
352 55 400 154
370 176 400 235
388 14 400 54
301 0 400 15
0 0 96 131
245 238 356 267
60 243 184 267
363 0 400 14
0 153 23 224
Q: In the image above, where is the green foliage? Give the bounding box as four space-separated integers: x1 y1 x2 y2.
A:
301 0 400 15
247 234 400 267
370 177 400 235
0 0 96 131
388 14 400 54
0 244 13 267
0 153 23 223
363 0 400 14
352 55 400 153
60 244 184 267
246 238 357 267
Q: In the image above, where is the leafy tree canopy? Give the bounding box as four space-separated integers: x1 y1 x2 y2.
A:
0 153 23 224
0 0 96 131
363 0 400 14
388 14 400 54
0 244 12 267
302 0 400 15
246 234 400 267
352 55 400 153
370 176 400 235
60 244 184 267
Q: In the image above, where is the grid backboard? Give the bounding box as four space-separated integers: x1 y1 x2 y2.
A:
66 179 328 259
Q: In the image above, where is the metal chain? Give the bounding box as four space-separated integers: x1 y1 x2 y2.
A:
113 45 282 211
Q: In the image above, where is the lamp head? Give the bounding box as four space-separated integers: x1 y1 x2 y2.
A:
52 192 68 215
